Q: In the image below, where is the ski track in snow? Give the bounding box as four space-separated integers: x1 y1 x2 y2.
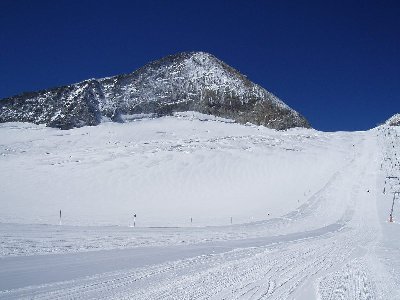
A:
0 115 399 299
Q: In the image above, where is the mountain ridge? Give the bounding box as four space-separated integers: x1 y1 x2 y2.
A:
385 114 400 126
0 51 310 130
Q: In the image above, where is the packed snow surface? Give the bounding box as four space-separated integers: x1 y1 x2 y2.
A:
0 112 399 299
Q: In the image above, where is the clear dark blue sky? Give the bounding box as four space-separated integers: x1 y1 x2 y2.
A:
0 0 399 131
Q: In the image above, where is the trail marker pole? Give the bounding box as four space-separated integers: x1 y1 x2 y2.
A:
389 192 400 223
59 209 62 226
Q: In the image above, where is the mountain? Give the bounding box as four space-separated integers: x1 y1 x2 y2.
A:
0 52 310 130
386 114 400 126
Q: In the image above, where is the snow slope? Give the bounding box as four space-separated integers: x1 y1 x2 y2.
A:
0 114 399 299
0 112 348 227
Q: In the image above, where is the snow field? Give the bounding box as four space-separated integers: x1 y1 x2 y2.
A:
1 114 400 299
0 113 354 227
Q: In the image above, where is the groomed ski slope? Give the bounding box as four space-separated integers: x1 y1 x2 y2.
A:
0 112 399 299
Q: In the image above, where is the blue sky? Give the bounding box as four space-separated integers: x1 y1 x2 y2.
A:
0 0 399 131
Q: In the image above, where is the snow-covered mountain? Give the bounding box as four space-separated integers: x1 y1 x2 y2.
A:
0 52 310 130
386 113 400 126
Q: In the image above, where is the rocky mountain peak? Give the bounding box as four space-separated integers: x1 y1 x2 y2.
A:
0 51 311 130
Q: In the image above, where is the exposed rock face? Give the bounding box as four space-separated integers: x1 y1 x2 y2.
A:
386 114 400 126
0 52 311 130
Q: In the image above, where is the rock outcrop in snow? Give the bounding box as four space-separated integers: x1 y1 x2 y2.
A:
0 52 310 130
386 114 400 126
